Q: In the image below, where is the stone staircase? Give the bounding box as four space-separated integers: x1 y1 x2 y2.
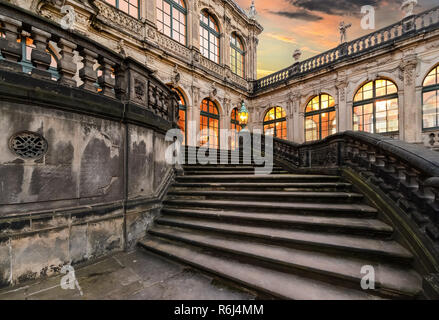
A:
138 149 423 300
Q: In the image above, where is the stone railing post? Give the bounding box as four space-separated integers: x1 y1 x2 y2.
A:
98 58 116 99
30 27 52 80
79 48 98 92
0 15 22 72
57 38 77 87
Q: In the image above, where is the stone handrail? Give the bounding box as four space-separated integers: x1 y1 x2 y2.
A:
254 5 439 93
254 131 439 269
0 1 179 124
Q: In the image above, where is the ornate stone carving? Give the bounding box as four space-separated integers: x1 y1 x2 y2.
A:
209 82 218 100
134 79 145 101
9 131 48 159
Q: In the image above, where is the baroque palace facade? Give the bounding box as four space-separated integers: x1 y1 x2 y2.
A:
6 0 439 150
2 0 439 298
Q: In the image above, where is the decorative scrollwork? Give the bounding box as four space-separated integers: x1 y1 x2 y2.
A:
9 131 48 159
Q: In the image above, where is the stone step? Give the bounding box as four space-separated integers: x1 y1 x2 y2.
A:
160 207 392 237
148 225 422 298
181 170 290 175
156 216 413 263
182 165 285 171
138 236 383 300
171 182 352 192
176 174 341 183
163 199 378 217
167 190 364 204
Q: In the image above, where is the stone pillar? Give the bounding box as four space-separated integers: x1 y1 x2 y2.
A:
30 27 52 80
0 15 22 72
98 58 116 99
401 55 420 143
144 0 156 25
189 86 201 147
336 81 348 132
190 6 200 50
57 38 77 87
79 48 98 92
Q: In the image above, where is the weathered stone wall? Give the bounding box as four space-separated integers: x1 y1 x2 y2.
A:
0 99 174 288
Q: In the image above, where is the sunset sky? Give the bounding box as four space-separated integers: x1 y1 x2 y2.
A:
234 0 438 78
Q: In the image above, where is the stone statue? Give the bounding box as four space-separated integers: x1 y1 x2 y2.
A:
248 0 257 20
401 0 418 18
339 21 352 44
293 49 302 62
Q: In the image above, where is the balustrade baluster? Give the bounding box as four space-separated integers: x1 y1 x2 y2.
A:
57 38 77 87
0 15 22 72
98 57 116 98
79 48 98 92
30 27 51 80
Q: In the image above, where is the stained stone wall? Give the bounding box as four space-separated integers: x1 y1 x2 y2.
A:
0 97 175 287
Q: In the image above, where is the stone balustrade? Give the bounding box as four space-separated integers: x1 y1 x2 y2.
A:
254 5 439 93
251 131 439 268
0 2 179 124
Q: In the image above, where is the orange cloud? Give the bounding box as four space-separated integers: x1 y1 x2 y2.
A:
264 32 298 44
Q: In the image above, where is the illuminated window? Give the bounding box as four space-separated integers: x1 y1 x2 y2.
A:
156 0 187 45
105 0 139 19
173 88 187 145
263 107 287 140
353 79 398 134
230 33 244 78
230 107 243 149
200 98 220 149
422 65 439 130
305 94 337 142
200 10 220 64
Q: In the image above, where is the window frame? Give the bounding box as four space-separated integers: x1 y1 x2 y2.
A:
175 88 187 145
304 94 337 142
263 107 287 140
105 0 141 19
422 66 439 131
156 0 187 46
230 33 245 78
200 98 220 149
200 11 220 64
352 79 399 134
230 107 243 149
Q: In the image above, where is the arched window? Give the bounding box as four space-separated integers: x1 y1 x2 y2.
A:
105 0 140 19
263 107 287 140
230 107 243 149
173 88 187 145
230 33 244 78
200 98 220 149
422 65 439 130
200 10 220 64
305 94 337 142
156 0 187 45
353 79 398 134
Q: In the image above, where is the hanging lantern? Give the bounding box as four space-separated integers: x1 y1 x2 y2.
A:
238 100 249 127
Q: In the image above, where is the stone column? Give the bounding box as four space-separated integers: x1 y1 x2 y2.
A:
31 27 52 80
401 55 421 143
79 48 98 92
144 0 156 26
189 85 201 146
336 81 348 132
0 15 22 72
190 5 200 51
57 38 77 87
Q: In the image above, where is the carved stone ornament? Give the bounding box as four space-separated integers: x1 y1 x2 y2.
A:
9 131 48 159
134 79 145 101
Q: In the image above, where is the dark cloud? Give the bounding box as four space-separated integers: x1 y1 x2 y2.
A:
269 10 323 21
287 0 391 17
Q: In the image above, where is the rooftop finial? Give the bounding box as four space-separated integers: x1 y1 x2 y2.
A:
249 0 257 20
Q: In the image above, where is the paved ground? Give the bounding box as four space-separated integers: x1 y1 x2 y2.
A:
0 248 255 300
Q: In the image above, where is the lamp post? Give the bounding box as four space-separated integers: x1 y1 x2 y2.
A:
238 100 249 130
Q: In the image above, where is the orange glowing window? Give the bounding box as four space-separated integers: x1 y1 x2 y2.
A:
200 98 220 149
305 94 337 142
263 107 287 140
